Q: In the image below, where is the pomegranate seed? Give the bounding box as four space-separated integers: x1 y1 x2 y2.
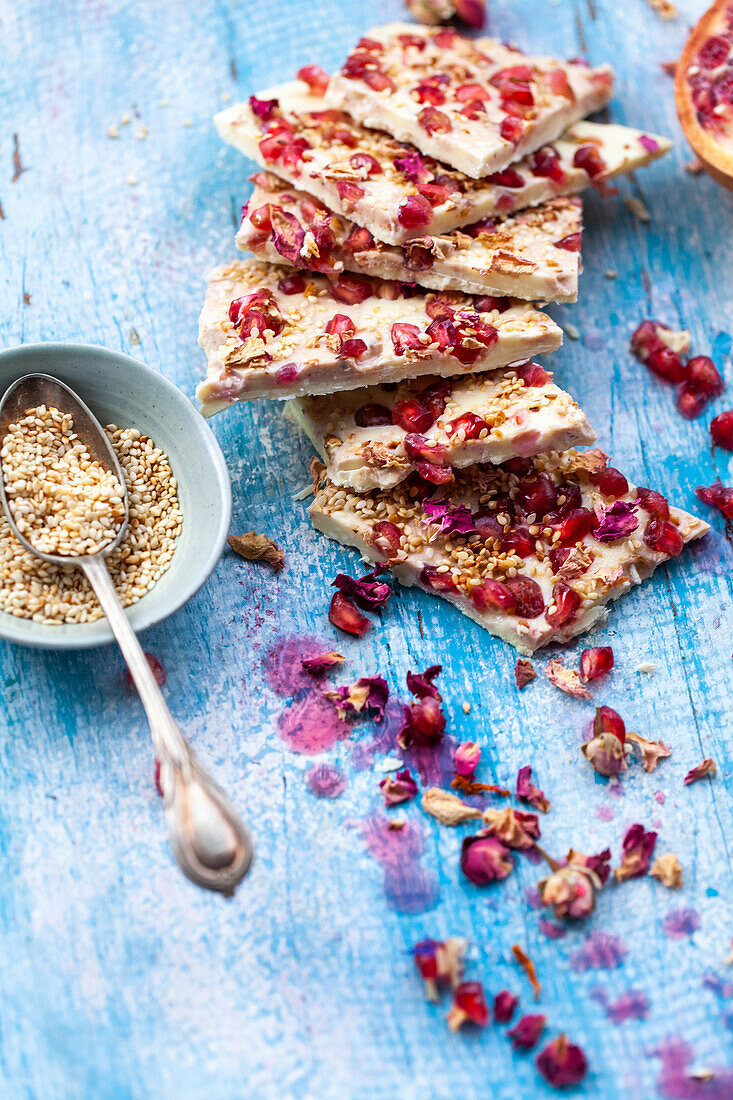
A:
636 486 670 520
545 582 581 627
686 355 724 398
500 116 525 143
277 273 305 295
364 70 395 93
350 152 382 175
398 194 433 229
711 410 733 449
372 520 403 556
594 705 625 742
515 474 557 518
488 167 525 188
498 79 534 107
459 98 487 120
420 379 452 418
455 82 490 102
397 33 426 49
275 364 299 385
418 106 452 134
630 320 688 383
644 518 684 556
516 361 551 386
420 565 457 592
297 64 330 96
414 462 454 484
580 646 614 682
475 295 511 314
333 127 358 147
281 137 310 173
404 434 445 463
554 232 582 251
343 225 375 252
425 317 458 350
449 411 488 440
647 346 687 383
248 94 278 120
699 35 729 69
506 576 545 618
554 483 583 513
434 28 458 47
573 143 607 178
426 293 458 321
695 479 733 519
259 133 287 162
249 204 273 231
328 592 371 635
336 180 365 211
594 466 628 497
325 314 355 339
418 180 453 207
391 324 425 356
355 403 391 426
529 146 566 184
546 68 572 97
472 511 502 543
501 526 535 558
392 398 434 433
340 338 367 359
493 64 535 83
413 80 447 105
675 383 709 420
471 577 517 611
553 507 596 545
356 36 383 52
328 274 372 304
452 981 490 1027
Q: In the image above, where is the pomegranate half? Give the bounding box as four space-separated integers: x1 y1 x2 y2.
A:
675 0 733 188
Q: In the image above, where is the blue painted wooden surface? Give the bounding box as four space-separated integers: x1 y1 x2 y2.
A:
1 1 733 1097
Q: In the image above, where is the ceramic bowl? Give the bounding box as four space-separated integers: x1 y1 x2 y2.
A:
0 343 231 648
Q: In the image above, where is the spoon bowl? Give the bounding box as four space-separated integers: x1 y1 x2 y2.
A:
0 372 130 565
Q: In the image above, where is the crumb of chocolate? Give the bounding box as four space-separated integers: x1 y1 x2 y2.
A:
228 531 284 570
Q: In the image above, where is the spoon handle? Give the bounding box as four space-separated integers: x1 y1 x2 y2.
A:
82 555 253 895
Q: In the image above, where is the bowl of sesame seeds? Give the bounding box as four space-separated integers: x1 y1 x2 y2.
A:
0 343 231 648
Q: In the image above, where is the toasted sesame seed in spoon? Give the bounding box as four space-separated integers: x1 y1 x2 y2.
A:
0 374 253 894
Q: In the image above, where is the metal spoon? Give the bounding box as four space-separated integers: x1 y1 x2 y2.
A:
0 373 253 895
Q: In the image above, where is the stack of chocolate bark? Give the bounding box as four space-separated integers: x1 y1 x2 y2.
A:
198 23 708 654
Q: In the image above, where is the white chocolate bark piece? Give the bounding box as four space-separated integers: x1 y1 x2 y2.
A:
327 23 614 178
216 83 671 246
238 174 582 303
309 449 709 654
196 259 562 414
286 363 596 492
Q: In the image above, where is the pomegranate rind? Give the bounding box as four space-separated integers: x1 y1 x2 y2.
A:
674 0 733 190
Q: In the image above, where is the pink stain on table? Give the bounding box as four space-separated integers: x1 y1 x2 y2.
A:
306 762 347 798
596 803 615 821
651 1037 733 1098
264 634 327 697
277 690 351 755
570 930 629 971
662 908 701 939
361 812 439 914
591 986 649 1023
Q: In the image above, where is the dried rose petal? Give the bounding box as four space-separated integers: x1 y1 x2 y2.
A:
270 208 305 264
593 501 639 542
454 741 481 777
328 592 370 636
684 757 717 785
446 980 490 1031
482 807 540 850
651 852 683 888
412 936 467 1002
421 787 482 826
516 765 550 813
301 651 345 675
546 659 591 699
332 564 392 611
493 989 519 1024
461 834 514 885
536 1035 588 1087
580 646 614 683
626 732 671 772
614 823 657 882
582 718 627 778
324 675 389 720
406 664 442 699
393 149 432 183
508 1013 546 1050
514 658 536 690
422 499 477 535
249 94 278 120
380 768 418 806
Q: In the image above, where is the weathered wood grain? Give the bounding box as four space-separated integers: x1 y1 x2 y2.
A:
1 0 732 1097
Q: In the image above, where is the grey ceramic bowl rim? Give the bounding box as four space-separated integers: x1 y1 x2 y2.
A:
0 341 231 649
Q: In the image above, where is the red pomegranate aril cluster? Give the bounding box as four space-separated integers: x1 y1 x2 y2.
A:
676 355 724 420
644 518 684 556
355 403 392 427
580 646 614 682
636 485 670 520
546 583 581 627
297 64 330 96
392 397 434 433
573 143 607 178
630 320 688 383
398 193 434 229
